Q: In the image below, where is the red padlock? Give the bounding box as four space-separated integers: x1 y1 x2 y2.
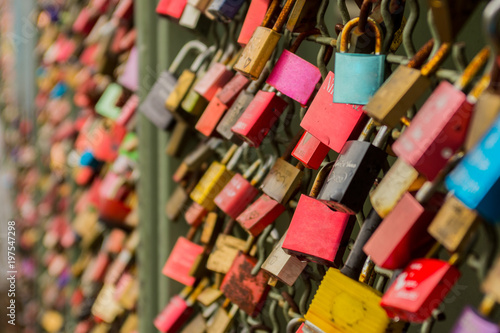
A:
300 72 366 153
214 159 264 219
236 194 285 237
282 194 354 266
216 72 251 106
161 237 204 286
292 131 330 169
237 0 272 46
184 201 209 227
73 7 99 35
156 0 188 19
381 258 460 322
363 191 443 270
231 87 288 147
195 88 228 137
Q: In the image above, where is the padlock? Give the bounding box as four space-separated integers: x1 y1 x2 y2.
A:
231 86 288 147
179 4 212 33
237 0 273 46
236 194 285 237
206 304 239 333
392 47 490 181
364 39 451 128
316 122 388 215
173 138 220 183
95 83 125 120
260 157 304 205
154 281 207 333
465 87 500 151
190 144 239 211
305 268 394 333
139 40 207 130
92 284 124 323
161 236 205 286
445 114 500 223
300 71 367 153
201 212 223 245
216 73 250 106
333 17 385 105
181 313 206 333
291 131 330 170
370 158 422 218
184 201 209 227
216 69 269 143
118 46 139 92
380 257 461 322
451 306 500 333
165 185 189 221
220 252 270 316
113 0 134 21
283 194 355 266
206 234 249 273
428 194 480 253
364 185 444 270
233 0 296 79
286 0 321 32
195 88 229 137
266 30 325 106
261 233 307 286
214 159 264 219
166 45 215 113
156 0 188 20
188 0 213 11
208 0 246 22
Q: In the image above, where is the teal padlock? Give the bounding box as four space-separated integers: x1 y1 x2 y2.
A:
333 17 385 105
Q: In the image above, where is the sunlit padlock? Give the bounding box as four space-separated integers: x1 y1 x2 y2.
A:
161 236 204 286
206 234 249 274
364 39 451 128
179 4 212 34
220 252 270 316
261 232 307 286
445 114 500 223
380 257 461 323
266 29 326 106
300 71 367 153
392 48 490 181
285 0 321 33
333 17 385 105
216 73 250 106
190 144 240 211
166 45 215 113
236 194 286 237
214 159 268 219
156 0 189 20
234 0 296 79
317 121 388 215
428 193 480 253
260 156 304 205
292 131 330 170
139 40 207 130
231 85 288 147
206 303 239 333
208 0 246 22
237 0 272 46
154 281 208 333
282 165 355 266
364 181 445 270
451 306 500 333
217 68 270 143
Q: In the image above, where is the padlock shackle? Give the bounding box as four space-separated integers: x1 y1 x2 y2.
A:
454 46 491 91
483 0 500 56
227 142 249 171
340 17 382 54
406 39 434 69
251 155 275 185
356 0 375 34
420 42 452 77
168 40 207 73
262 0 280 28
309 161 334 198
190 45 217 72
467 74 491 102
272 0 297 32
243 159 262 180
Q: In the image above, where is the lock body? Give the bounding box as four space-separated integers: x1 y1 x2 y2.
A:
217 90 255 143
95 83 123 120
234 27 281 80
364 66 431 128
451 306 500 333
237 0 271 46
184 201 208 227
333 53 386 105
465 88 500 151
393 81 473 181
216 73 250 105
267 49 322 105
231 90 288 147
190 161 234 211
166 69 197 112
195 89 228 137
181 85 209 116
220 253 270 316
207 235 248 273
162 237 204 286
445 114 500 223
165 185 188 221
363 192 442 270
381 258 460 322
208 0 246 22
156 0 188 19
154 295 192 333
214 173 259 219
292 131 330 169
260 158 303 204
317 140 387 214
194 63 234 101
236 194 285 237
283 195 354 266
300 72 366 153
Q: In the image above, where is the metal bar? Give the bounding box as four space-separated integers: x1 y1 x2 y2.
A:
136 0 160 331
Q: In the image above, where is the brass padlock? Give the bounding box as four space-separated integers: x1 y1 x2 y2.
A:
260 157 304 205
234 0 296 79
206 234 248 273
286 0 321 33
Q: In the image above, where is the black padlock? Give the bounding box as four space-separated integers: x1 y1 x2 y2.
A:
317 121 388 214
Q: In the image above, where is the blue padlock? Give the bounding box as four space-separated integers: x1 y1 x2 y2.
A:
333 17 386 105
445 113 500 223
208 0 246 22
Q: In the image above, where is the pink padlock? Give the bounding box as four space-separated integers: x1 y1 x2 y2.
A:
216 72 251 105
267 30 330 106
195 88 228 137
193 49 235 101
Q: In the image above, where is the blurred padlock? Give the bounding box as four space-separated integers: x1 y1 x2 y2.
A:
208 0 246 22
195 88 229 137
162 237 205 286
451 306 500 333
156 0 189 20
286 0 321 32
206 234 248 273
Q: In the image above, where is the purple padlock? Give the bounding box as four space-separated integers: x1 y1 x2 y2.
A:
451 306 499 333
118 46 139 92
267 29 329 106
